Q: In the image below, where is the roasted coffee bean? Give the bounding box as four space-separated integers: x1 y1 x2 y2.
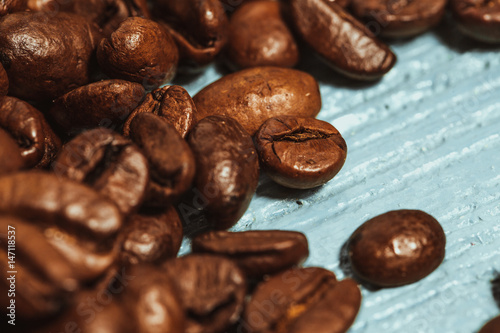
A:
226 1 299 69
0 171 123 282
49 80 145 136
192 230 309 279
0 0 27 16
348 209 446 287
129 113 195 206
0 62 7 97
187 115 259 229
254 116 347 189
0 96 61 168
479 315 500 333
0 129 24 175
97 17 179 89
123 85 197 139
120 207 183 264
193 67 321 135
52 128 149 215
351 0 447 38
0 12 102 101
163 254 246 333
155 0 229 70
288 0 396 80
242 267 361 333
450 0 500 43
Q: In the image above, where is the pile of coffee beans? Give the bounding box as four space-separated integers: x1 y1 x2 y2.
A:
0 0 497 331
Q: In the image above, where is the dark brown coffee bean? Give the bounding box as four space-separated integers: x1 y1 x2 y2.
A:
52 128 150 215
348 209 446 287
49 80 145 136
243 267 361 333
451 0 500 43
0 96 62 168
226 1 299 69
0 12 102 101
254 116 347 189
479 315 500 333
0 129 24 175
193 230 309 279
129 112 196 206
155 0 229 70
351 0 447 38
288 0 396 80
193 67 322 135
0 0 27 16
123 85 197 139
187 115 259 229
97 17 179 89
0 62 8 98
163 254 246 333
120 207 183 264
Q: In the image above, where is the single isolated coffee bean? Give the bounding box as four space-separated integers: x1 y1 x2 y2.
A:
0 129 24 175
49 80 145 136
192 230 309 279
479 315 500 333
52 128 150 215
0 96 61 168
350 0 447 38
187 115 259 229
193 67 322 135
0 12 102 101
129 112 196 206
242 267 361 333
450 0 500 43
226 0 299 69
255 116 347 189
123 85 197 139
97 17 179 89
288 0 396 80
163 254 247 333
348 209 446 287
154 0 229 70
0 62 8 97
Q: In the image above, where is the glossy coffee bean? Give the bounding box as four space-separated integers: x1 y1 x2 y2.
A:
163 254 246 333
450 0 500 43
129 112 196 206
123 85 198 139
0 96 61 168
97 17 179 89
226 1 299 69
193 230 309 279
348 209 446 287
120 207 183 264
155 0 228 70
479 315 500 333
53 128 150 215
0 63 8 97
193 67 322 135
49 80 145 136
243 267 361 333
351 0 447 38
0 129 24 175
187 115 259 229
0 12 101 101
255 116 347 189
288 0 396 80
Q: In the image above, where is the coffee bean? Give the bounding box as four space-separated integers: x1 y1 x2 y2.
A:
49 80 145 136
450 0 500 43
351 0 447 38
0 129 23 175
0 96 61 168
53 128 150 215
97 17 179 89
155 0 229 70
120 207 184 265
288 0 396 80
0 12 102 101
242 267 361 333
192 230 309 279
187 115 259 229
129 112 196 206
255 116 347 189
163 254 246 333
479 315 500 333
348 209 446 287
226 1 299 69
0 1 27 16
0 62 8 97
193 67 322 135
